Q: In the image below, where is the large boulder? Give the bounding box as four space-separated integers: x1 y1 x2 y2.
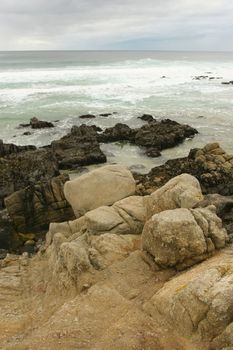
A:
51 124 106 169
143 248 233 349
5 174 75 234
64 165 136 217
145 173 203 219
142 206 228 270
0 149 59 209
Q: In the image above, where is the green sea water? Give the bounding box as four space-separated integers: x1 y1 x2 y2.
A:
0 50 233 171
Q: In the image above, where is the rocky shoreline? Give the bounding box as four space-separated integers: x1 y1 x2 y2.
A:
2 115 233 349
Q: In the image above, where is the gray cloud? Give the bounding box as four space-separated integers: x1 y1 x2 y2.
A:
0 0 232 50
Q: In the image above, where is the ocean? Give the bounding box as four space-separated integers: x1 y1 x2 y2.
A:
0 50 233 172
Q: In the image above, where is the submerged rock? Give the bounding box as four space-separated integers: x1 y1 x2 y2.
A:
79 114 96 119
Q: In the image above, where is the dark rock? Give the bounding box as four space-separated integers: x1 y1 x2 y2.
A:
135 143 233 196
134 119 197 150
79 114 96 119
98 123 137 143
91 125 103 132
145 148 161 158
99 113 112 117
138 114 154 123
0 249 8 259
52 124 106 169
18 123 30 128
0 210 16 251
5 174 75 235
0 139 36 157
221 81 233 85
30 117 54 129
0 148 59 209
23 132 32 136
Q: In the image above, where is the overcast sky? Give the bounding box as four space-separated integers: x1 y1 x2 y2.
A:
0 0 232 51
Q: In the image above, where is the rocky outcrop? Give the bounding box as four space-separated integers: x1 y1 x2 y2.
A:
85 196 146 236
0 140 36 157
137 143 233 195
98 119 197 158
0 149 59 209
145 173 203 219
64 165 136 217
98 123 136 143
138 114 154 122
142 206 228 270
144 249 233 349
30 117 54 129
4 174 74 234
51 124 106 169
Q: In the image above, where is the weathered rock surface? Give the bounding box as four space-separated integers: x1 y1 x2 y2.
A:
0 148 59 209
79 114 96 119
64 165 136 217
197 193 233 241
51 124 106 169
142 206 228 270
145 173 203 219
144 248 233 349
136 143 233 195
85 196 146 236
5 174 75 234
0 139 36 157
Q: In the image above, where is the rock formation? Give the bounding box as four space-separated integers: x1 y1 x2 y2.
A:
64 164 136 217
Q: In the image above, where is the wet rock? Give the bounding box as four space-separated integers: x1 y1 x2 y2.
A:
0 139 36 157
134 119 197 150
0 148 59 209
30 117 54 129
145 148 161 157
22 131 32 136
5 174 75 234
90 125 102 132
138 114 154 123
51 124 106 169
79 114 96 119
137 143 233 196
98 123 136 143
99 113 112 117
221 81 233 85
